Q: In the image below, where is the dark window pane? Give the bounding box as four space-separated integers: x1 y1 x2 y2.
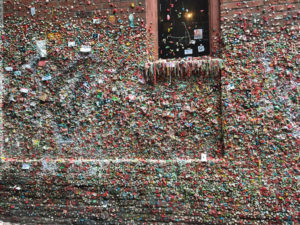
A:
158 0 210 59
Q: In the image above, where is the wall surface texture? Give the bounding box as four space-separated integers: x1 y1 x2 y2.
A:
0 0 299 224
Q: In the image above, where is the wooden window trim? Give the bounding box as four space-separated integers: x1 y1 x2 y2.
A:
146 0 220 60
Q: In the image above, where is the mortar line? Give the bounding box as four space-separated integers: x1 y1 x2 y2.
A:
1 158 224 164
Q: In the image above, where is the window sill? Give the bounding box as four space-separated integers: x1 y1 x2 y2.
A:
144 56 224 84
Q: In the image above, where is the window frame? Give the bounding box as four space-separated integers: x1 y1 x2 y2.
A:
146 0 220 60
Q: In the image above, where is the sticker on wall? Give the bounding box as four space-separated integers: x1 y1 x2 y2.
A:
38 61 47 67
129 14 134 28
36 40 47 58
14 71 21 76
80 45 92 53
48 33 55 40
198 44 205 53
68 41 76 47
42 74 52 81
184 49 193 55
48 33 62 41
93 18 101 24
194 29 203 39
30 7 36 16
22 163 30 170
92 34 99 39
108 15 116 24
20 88 29 93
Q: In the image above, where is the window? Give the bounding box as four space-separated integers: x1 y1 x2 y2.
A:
158 0 209 59
146 0 220 59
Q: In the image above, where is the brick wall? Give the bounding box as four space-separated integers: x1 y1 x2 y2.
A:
0 0 299 224
3 0 146 17
220 0 299 160
218 0 299 222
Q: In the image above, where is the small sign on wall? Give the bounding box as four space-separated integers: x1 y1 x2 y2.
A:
201 153 207 162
